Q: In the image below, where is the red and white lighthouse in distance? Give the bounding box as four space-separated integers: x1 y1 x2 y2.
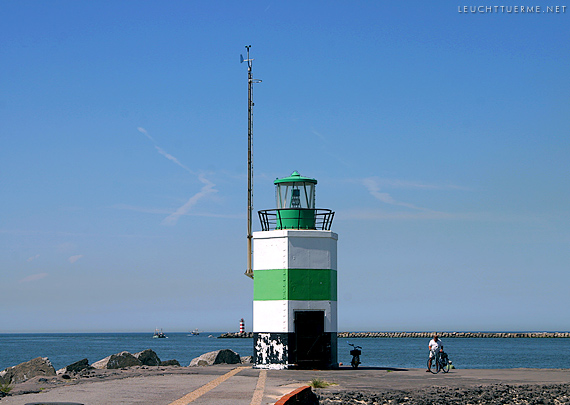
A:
240 318 245 334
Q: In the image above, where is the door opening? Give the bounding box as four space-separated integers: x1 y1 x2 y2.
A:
294 311 327 368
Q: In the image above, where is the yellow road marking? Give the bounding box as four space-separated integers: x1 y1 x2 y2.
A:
250 369 267 405
169 366 248 405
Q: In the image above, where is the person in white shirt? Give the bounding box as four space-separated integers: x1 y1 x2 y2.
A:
427 333 443 372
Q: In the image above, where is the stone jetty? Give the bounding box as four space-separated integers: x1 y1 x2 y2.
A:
219 331 570 338
339 332 570 338
219 332 254 338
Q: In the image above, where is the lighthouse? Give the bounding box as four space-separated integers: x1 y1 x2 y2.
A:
253 171 337 369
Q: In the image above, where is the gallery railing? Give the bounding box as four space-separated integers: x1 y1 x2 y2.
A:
258 208 335 231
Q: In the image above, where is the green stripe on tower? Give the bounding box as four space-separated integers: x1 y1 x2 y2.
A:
254 269 337 301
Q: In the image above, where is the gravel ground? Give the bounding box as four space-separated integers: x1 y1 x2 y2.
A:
318 383 570 404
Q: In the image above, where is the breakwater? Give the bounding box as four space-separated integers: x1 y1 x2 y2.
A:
219 332 570 338
219 332 254 338
338 332 570 338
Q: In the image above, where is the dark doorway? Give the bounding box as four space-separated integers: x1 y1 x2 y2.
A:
294 310 327 368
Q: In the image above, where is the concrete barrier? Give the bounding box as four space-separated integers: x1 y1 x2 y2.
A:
274 386 318 405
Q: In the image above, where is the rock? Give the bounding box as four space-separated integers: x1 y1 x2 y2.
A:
212 349 241 364
91 355 112 369
92 351 142 369
160 359 181 367
108 352 142 369
241 356 252 364
0 357 56 384
65 358 92 373
134 349 161 366
189 349 241 367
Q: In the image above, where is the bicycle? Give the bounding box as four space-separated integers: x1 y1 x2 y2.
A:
348 342 362 369
427 350 451 373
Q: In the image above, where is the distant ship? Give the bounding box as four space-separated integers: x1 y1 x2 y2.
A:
190 329 200 336
152 328 167 338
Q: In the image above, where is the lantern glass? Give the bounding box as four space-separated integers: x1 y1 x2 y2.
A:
276 182 315 209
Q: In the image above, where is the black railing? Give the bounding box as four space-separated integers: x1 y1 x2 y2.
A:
258 209 335 231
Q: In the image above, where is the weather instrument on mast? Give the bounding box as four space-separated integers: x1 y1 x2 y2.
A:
241 45 262 279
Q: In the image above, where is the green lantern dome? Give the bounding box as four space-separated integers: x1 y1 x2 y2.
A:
274 170 318 185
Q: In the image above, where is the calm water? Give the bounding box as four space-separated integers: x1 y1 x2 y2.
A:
1 333 569 371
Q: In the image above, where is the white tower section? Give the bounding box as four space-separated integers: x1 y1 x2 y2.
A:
253 229 338 369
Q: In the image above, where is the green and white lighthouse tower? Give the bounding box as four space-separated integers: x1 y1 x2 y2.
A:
253 171 338 369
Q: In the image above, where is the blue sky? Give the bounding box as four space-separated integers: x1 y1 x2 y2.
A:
1 1 568 333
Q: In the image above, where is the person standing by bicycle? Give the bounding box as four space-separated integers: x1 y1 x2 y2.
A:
427 333 443 372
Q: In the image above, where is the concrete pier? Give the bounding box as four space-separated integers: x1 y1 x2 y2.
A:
4 365 570 405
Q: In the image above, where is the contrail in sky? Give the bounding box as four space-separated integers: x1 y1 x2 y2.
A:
162 174 218 225
27 254 40 262
137 127 217 225
137 127 155 142
154 146 193 174
19 273 48 283
362 177 432 211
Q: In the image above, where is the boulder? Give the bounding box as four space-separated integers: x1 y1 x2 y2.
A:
91 355 111 369
160 359 181 367
65 358 92 373
92 351 142 369
0 357 56 384
189 349 241 367
134 349 161 366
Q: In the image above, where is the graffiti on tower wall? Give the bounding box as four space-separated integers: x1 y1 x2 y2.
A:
253 333 289 369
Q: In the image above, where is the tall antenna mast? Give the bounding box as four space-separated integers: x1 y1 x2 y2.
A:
241 45 261 279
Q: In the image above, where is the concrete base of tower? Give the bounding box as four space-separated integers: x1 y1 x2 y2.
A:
253 332 338 370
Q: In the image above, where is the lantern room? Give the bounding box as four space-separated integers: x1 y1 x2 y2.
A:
275 170 316 210
259 171 334 231
274 171 317 230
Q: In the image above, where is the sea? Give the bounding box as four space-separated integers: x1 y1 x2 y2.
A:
1 333 570 371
